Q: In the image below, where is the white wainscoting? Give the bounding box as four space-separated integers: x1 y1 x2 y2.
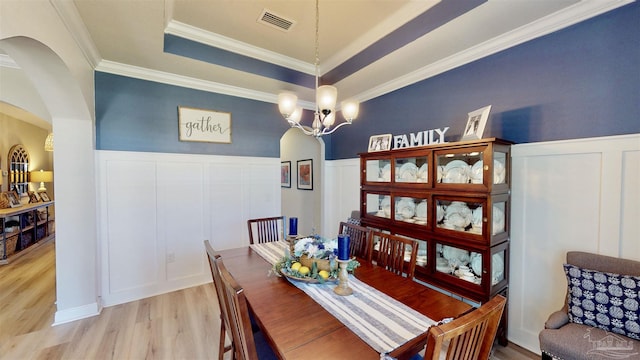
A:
97 151 280 307
509 134 640 354
322 158 361 237
322 135 640 354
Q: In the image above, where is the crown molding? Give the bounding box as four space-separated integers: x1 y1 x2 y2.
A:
165 20 315 75
354 0 634 102
50 0 102 68
87 0 632 109
95 60 316 109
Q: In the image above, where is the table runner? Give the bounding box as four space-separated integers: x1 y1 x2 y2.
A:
250 241 436 357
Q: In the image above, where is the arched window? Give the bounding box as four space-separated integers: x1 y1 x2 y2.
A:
8 144 30 195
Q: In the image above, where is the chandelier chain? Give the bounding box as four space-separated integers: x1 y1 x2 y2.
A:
276 0 359 137
314 0 320 92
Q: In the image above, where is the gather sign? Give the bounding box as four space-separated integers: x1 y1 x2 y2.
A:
178 106 232 143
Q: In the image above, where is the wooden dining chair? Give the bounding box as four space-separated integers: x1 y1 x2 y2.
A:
204 240 234 360
370 231 418 279
218 255 278 360
422 295 507 360
338 221 372 259
247 216 285 244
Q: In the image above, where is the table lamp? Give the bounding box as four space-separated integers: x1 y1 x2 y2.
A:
30 170 53 192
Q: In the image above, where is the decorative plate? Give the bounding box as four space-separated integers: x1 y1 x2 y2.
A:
397 162 418 182
418 163 428 182
415 200 427 219
396 197 416 219
380 164 391 181
493 160 506 184
444 160 470 172
470 160 483 183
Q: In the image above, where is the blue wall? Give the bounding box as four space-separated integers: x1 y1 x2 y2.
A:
95 3 639 160
329 2 640 159
95 72 290 157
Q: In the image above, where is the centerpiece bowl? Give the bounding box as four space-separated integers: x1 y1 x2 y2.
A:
275 236 359 284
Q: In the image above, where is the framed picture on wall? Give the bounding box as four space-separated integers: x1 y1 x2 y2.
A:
297 159 313 190
368 134 392 152
178 106 232 143
281 161 291 188
461 105 492 141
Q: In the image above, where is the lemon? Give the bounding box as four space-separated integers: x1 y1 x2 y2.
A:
298 266 310 276
290 262 301 271
318 270 329 280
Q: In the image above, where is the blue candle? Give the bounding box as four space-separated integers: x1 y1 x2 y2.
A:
289 217 298 236
338 234 350 260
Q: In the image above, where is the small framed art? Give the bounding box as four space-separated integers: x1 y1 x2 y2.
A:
461 105 492 141
6 190 21 208
39 191 51 202
28 191 41 203
297 159 313 190
281 161 291 188
368 134 392 152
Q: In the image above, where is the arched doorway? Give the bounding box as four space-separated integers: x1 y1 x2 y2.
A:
280 128 323 236
0 36 99 324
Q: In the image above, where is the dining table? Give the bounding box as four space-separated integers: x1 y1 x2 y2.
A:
216 241 472 359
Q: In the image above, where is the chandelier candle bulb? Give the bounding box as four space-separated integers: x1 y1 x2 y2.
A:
337 234 350 260
289 217 298 236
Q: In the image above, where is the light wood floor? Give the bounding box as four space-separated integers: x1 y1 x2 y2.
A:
0 239 538 359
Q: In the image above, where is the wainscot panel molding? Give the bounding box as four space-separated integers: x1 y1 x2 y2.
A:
97 150 280 307
509 133 640 354
322 158 361 238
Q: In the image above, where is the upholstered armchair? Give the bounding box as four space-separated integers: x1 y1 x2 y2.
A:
539 251 640 359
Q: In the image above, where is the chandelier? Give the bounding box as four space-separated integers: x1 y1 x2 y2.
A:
277 0 359 137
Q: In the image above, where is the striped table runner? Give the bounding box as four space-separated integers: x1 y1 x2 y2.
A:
250 241 436 357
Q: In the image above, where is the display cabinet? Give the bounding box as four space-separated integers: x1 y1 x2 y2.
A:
360 138 512 343
0 201 55 263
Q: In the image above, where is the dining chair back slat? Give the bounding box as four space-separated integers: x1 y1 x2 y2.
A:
204 240 233 360
218 257 260 360
423 295 506 360
338 221 372 259
370 231 418 279
247 216 285 244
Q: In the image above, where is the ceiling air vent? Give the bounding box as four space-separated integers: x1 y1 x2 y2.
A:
258 9 296 32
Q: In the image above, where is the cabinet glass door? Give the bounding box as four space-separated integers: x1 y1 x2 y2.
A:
365 159 391 183
493 150 507 185
435 243 479 283
394 156 429 183
415 239 427 267
435 198 484 235
436 149 482 185
364 193 391 219
394 196 428 226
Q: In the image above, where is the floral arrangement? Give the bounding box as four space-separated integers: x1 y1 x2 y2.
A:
274 236 359 283
293 236 336 259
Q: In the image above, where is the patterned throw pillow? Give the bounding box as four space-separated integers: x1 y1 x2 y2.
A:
564 264 640 339
346 217 361 226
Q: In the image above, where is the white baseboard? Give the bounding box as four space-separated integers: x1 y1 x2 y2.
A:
53 302 101 326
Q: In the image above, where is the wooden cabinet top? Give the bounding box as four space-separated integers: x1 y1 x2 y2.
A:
358 137 514 157
0 201 54 218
